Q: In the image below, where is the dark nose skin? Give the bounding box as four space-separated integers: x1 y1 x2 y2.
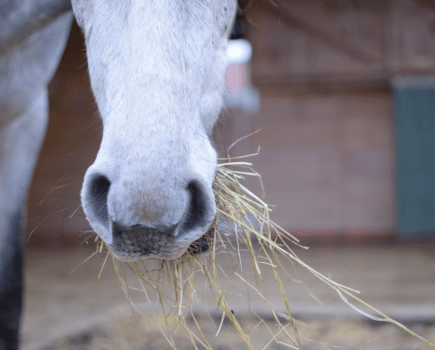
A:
110 221 178 255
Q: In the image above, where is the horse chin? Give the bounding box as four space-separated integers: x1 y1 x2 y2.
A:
109 247 185 262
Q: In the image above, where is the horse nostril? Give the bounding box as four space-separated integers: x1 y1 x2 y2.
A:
88 174 111 227
180 181 208 233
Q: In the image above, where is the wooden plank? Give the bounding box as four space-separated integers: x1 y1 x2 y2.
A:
248 0 435 87
255 0 378 64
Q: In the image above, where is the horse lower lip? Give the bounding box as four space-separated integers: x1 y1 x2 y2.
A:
186 229 214 255
186 235 210 254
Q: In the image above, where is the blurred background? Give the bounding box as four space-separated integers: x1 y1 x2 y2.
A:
22 1 435 349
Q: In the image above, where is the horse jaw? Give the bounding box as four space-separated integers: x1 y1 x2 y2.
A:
73 0 237 260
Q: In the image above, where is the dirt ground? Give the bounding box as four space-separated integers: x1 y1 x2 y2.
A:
22 243 435 350
38 314 435 350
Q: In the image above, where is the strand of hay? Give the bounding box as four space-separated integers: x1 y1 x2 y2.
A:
94 148 435 349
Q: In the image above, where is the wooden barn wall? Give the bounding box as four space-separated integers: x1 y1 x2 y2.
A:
218 0 435 237
27 22 100 246
219 89 394 236
249 0 435 91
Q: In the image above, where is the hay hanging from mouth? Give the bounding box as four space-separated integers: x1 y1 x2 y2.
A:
94 148 435 350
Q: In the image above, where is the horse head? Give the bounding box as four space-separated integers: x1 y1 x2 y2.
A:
72 0 238 261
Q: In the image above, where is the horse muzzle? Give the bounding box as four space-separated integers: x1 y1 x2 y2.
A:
81 168 217 261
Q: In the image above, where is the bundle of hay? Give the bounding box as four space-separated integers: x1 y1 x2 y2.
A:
94 147 435 350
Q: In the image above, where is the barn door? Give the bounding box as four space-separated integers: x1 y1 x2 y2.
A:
394 77 435 238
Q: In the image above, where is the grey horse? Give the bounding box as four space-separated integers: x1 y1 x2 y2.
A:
0 0 238 348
